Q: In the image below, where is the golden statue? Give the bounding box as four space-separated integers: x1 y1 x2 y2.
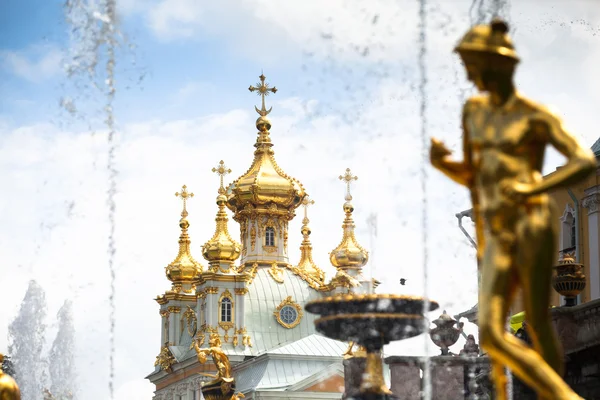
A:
0 354 20 400
430 18 596 400
342 341 367 359
191 334 244 399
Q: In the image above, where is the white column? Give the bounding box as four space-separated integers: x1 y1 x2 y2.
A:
583 190 600 300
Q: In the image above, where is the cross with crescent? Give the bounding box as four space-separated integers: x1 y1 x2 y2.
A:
175 185 194 218
339 168 358 201
249 73 277 116
212 160 232 194
301 196 315 224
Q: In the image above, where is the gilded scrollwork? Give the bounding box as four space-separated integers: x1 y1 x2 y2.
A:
154 346 176 372
183 306 197 337
268 262 284 283
250 224 256 251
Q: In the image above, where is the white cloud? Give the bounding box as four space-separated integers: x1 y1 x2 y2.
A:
1 44 62 83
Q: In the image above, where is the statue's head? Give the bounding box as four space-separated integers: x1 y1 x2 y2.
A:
209 333 221 347
455 18 519 92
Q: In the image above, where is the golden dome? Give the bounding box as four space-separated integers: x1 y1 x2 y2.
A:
203 162 241 264
165 185 203 282
226 74 305 217
330 169 368 270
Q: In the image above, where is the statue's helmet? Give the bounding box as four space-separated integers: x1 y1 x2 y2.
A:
454 18 519 62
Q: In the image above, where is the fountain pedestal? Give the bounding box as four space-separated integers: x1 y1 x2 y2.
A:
305 293 439 400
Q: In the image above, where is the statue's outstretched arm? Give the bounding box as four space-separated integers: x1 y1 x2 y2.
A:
430 102 475 188
528 111 596 195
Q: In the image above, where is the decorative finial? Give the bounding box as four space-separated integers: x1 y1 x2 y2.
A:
202 162 241 266
212 160 232 194
339 168 358 201
301 196 315 225
249 73 277 116
175 185 194 218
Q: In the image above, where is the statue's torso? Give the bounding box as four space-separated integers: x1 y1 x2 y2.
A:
466 94 548 220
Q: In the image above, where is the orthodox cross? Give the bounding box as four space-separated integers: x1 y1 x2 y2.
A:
175 185 194 218
339 168 358 201
248 73 277 116
212 160 232 194
301 196 315 224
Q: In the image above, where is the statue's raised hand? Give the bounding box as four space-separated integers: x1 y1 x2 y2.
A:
430 137 452 165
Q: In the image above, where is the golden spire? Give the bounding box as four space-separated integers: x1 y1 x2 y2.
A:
330 168 369 270
296 196 325 282
166 185 203 283
226 74 306 219
202 161 241 266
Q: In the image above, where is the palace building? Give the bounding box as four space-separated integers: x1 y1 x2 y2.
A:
146 74 375 400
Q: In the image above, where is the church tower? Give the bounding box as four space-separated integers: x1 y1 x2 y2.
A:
328 168 372 294
154 185 203 372
226 74 306 269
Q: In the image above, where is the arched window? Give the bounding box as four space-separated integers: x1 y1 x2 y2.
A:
570 223 576 248
220 297 232 323
265 227 275 247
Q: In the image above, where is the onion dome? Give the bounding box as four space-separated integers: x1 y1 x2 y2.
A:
202 161 241 265
226 74 305 219
295 196 325 283
330 168 369 270
165 185 203 283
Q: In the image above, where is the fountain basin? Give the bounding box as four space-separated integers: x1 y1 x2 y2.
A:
306 294 439 351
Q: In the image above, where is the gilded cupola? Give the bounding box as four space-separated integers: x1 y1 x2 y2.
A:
202 161 242 269
165 185 203 283
295 196 325 284
226 74 306 220
330 168 369 270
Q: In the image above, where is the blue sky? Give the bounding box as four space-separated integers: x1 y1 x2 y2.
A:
2 1 600 399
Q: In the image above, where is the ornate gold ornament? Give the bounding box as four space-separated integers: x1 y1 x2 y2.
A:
234 288 248 295
430 18 596 399
183 306 197 337
232 335 239 347
263 245 277 253
250 225 256 251
329 169 369 270
159 309 170 317
242 334 252 348
225 74 306 231
205 287 219 294
274 296 303 329
202 161 242 268
154 346 176 373
166 185 204 284
167 306 181 314
268 262 284 283
294 196 326 285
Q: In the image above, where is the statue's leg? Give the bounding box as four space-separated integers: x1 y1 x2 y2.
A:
478 234 518 400
479 227 581 399
516 206 568 399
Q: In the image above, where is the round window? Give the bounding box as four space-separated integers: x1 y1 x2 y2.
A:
279 305 298 325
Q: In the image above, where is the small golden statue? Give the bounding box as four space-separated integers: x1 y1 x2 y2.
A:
0 354 21 400
430 18 596 400
342 341 367 359
191 334 244 400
